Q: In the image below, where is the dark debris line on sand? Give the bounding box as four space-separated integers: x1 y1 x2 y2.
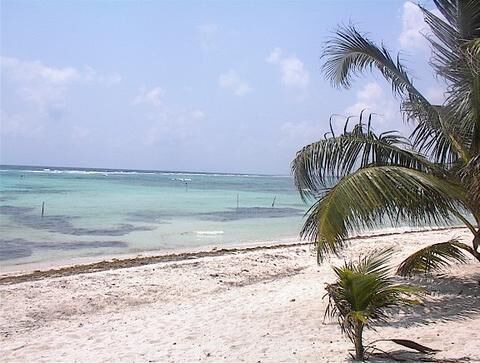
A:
0 226 468 286
0 242 311 285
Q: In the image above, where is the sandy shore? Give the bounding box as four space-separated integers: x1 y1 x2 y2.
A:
1 228 479 362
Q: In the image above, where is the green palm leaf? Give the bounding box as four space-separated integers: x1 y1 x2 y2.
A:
461 154 480 209
405 102 469 164
420 1 480 157
321 24 467 165
322 26 419 98
292 115 435 201
302 166 468 262
396 239 472 276
325 249 422 360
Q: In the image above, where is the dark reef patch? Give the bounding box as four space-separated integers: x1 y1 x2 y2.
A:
0 238 128 261
0 205 35 214
126 210 173 223
68 224 154 236
0 240 32 260
2 184 69 195
0 205 154 236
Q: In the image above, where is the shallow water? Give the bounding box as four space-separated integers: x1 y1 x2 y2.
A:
0 165 307 266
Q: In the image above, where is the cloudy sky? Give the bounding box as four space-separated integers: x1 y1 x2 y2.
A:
1 0 443 174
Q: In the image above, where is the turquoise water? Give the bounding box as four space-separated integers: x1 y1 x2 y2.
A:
0 165 308 266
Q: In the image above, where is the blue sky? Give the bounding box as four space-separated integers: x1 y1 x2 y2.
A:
1 0 441 174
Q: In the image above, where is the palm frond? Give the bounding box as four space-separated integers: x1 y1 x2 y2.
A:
460 154 480 210
301 166 467 262
322 26 421 98
432 0 457 26
368 339 439 354
423 1 480 79
325 249 421 342
466 38 480 72
420 1 480 158
354 247 394 276
320 24 470 165
449 0 480 39
404 101 470 164
292 114 435 201
396 239 472 276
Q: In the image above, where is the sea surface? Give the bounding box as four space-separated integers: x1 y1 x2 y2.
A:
0 165 309 267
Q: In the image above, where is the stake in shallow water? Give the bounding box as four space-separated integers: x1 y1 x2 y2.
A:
41 201 45 217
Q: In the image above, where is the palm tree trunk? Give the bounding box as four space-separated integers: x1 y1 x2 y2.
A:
472 231 480 261
353 321 365 361
471 213 480 261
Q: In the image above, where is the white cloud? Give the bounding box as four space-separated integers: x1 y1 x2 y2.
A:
133 87 165 107
144 110 202 147
345 82 398 124
218 70 252 96
399 2 427 50
266 48 309 89
279 121 320 148
84 66 122 85
398 2 443 51
1 56 120 86
1 56 121 109
1 56 81 84
190 109 206 120
1 56 80 111
136 103 205 147
197 23 218 51
358 82 383 101
266 48 282 64
0 56 122 139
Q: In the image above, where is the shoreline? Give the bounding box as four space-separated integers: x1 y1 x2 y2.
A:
0 225 469 284
1 226 478 362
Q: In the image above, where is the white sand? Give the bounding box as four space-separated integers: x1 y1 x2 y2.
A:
1 228 479 362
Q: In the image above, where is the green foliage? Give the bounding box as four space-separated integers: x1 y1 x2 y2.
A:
293 0 480 273
396 239 471 276
292 113 434 201
325 249 421 360
302 164 467 262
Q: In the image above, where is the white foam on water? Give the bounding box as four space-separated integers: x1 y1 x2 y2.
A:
195 231 225 235
0 169 157 176
0 168 290 178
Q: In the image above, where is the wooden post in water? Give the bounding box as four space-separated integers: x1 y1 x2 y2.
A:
271 196 276 208
41 201 45 217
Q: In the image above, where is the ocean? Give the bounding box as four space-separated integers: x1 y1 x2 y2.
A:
0 165 308 267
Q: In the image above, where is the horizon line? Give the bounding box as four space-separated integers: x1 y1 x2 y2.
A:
0 163 292 178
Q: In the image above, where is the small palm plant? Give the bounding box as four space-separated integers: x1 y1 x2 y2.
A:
325 249 421 361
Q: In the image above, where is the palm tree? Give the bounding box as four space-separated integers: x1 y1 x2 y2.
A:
325 249 421 360
292 0 480 274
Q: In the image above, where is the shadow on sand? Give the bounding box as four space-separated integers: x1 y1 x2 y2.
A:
364 270 480 362
385 272 480 328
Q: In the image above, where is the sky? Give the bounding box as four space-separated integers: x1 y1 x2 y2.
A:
1 0 443 174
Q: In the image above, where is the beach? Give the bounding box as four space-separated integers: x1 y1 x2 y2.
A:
3 1 480 362
1 227 479 362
